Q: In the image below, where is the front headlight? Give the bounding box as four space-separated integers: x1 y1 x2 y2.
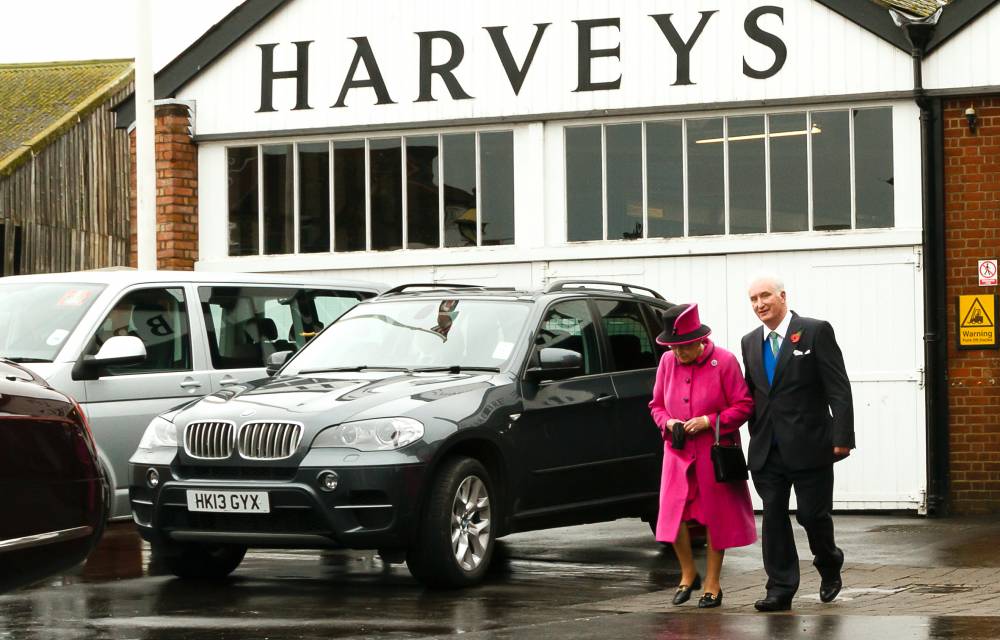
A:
312 417 424 451
137 415 179 450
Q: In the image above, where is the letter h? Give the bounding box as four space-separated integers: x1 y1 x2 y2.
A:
257 41 313 112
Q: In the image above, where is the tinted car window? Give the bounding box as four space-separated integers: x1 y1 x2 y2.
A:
594 299 657 371
199 287 367 369
90 287 192 374
534 300 601 375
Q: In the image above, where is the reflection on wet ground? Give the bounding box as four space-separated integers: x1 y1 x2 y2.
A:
2 517 1000 639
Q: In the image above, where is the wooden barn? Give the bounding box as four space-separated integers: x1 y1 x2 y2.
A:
0 59 133 275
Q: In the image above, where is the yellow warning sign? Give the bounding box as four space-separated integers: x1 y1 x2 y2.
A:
958 295 998 349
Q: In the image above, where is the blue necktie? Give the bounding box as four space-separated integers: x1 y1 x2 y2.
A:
763 333 778 385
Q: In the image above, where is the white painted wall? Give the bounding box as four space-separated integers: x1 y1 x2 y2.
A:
180 0 914 138
924 3 1000 91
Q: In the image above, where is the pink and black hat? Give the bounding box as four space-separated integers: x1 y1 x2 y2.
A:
656 304 711 346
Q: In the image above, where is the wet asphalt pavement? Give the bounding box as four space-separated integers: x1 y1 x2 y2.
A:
3 517 1000 639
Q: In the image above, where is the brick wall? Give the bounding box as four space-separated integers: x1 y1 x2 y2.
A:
128 103 198 270
943 97 1000 514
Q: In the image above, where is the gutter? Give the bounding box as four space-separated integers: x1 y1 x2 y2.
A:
891 8 950 516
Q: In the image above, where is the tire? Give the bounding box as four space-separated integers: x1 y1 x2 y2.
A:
154 541 247 580
407 456 496 588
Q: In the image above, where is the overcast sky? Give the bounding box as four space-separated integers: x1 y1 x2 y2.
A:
0 0 244 70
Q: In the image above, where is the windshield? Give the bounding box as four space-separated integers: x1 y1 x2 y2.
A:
0 282 106 362
283 298 530 374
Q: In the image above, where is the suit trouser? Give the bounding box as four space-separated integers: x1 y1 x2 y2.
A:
751 445 844 599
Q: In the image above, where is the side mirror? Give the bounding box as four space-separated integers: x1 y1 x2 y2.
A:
265 350 293 376
72 336 147 380
525 347 583 381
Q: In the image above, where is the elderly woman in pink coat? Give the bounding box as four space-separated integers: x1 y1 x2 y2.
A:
648 303 756 609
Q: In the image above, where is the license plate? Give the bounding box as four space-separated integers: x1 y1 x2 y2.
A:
186 490 270 514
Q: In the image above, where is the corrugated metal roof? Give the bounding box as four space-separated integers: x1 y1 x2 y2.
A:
0 59 133 174
870 0 952 18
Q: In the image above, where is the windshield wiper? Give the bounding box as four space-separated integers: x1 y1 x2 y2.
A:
3 357 53 364
410 366 501 373
297 366 413 374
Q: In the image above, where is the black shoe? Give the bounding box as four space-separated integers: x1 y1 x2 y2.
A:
697 590 723 608
820 578 842 603
754 595 792 612
672 574 702 605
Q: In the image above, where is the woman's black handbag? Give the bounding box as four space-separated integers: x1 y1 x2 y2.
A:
711 415 748 482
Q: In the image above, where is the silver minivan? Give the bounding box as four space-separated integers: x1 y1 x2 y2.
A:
0 270 383 517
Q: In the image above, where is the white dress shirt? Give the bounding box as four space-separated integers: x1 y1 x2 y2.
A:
761 312 793 351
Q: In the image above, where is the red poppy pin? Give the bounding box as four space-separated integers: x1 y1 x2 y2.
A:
790 330 803 344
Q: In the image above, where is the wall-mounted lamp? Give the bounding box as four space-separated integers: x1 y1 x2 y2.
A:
965 105 978 135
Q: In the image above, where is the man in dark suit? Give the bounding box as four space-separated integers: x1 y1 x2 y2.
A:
741 275 854 612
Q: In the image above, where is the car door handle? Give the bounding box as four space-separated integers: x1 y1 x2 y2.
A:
219 376 240 386
594 394 615 404
180 379 203 390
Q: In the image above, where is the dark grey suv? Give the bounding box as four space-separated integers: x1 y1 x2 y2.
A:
129 281 672 587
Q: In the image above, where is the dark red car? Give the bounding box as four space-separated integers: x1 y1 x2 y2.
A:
0 359 108 592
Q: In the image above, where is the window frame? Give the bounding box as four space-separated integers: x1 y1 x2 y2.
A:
564 105 894 242
522 297 608 381
592 297 659 373
225 125 516 257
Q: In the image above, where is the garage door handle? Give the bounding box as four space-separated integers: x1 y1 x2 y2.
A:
595 394 615 404
180 380 203 390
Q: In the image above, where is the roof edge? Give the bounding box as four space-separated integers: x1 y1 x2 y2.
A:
0 65 134 177
0 58 133 71
813 0 913 50
926 0 1000 52
114 0 290 129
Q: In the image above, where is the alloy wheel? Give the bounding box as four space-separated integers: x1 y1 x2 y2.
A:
450 475 491 571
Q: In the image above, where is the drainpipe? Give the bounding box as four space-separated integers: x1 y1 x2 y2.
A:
892 8 949 516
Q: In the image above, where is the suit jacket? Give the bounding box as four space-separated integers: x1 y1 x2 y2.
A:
741 312 854 472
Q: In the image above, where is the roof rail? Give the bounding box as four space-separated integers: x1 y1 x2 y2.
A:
543 279 665 300
378 283 521 296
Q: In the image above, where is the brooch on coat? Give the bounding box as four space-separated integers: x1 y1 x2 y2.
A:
711 359 718 366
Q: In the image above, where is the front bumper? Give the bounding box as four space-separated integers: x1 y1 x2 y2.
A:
129 454 427 550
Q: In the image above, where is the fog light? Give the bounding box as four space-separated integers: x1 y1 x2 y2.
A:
146 468 160 489
318 470 339 492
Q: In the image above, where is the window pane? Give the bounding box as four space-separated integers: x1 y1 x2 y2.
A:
536 300 601 375
92 288 192 374
566 126 603 241
687 118 725 236
443 133 477 247
227 146 258 256
769 113 808 232
728 116 766 234
594 299 657 371
855 108 894 229
262 144 294 254
605 123 643 240
299 143 330 253
405 135 440 248
370 138 403 251
480 131 515 246
646 121 684 238
812 111 852 231
334 140 366 252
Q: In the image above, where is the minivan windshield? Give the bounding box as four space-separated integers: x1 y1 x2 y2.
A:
283 299 530 374
0 283 106 362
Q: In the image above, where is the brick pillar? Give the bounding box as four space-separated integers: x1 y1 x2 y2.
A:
943 97 1000 514
127 103 198 270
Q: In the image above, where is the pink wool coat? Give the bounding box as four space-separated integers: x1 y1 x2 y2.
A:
648 339 757 550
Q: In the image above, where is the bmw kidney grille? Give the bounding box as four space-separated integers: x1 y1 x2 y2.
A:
184 422 236 459
238 422 303 460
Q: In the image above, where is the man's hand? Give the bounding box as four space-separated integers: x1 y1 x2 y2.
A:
684 416 710 434
833 446 851 458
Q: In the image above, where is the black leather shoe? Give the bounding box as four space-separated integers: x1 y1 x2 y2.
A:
820 578 842 603
697 590 723 608
672 574 702 605
754 595 792 612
